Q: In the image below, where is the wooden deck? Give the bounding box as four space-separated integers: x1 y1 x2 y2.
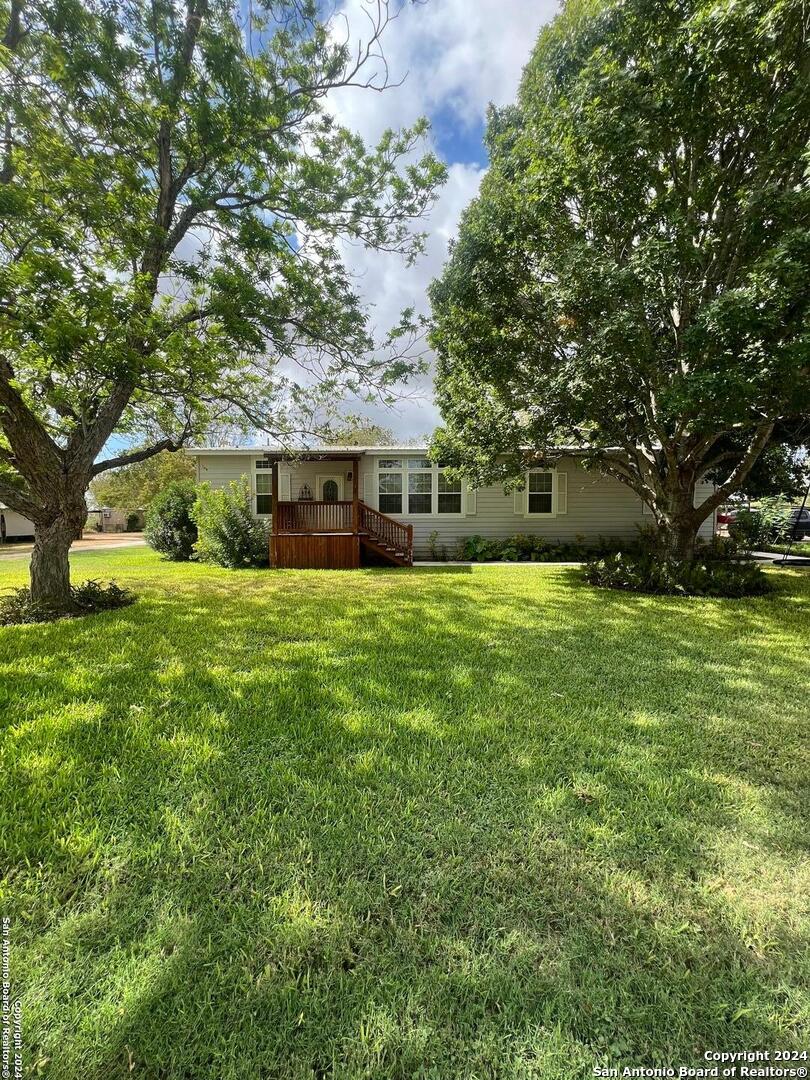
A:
272 530 361 569
267 457 413 569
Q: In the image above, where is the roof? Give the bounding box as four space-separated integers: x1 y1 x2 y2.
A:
187 445 430 457
186 444 604 457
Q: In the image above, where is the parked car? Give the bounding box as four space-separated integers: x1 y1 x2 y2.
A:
781 507 810 541
716 506 740 526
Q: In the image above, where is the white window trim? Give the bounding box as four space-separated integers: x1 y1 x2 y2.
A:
253 458 274 517
315 474 344 501
373 457 466 518
523 469 557 518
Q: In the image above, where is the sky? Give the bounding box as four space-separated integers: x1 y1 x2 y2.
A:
324 0 560 439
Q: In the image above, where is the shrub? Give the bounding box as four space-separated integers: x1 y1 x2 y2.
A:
729 497 794 552
583 552 772 598
0 580 135 625
453 533 646 563
126 511 141 532
192 477 269 568
144 481 198 560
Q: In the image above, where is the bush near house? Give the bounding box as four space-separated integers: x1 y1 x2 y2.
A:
144 482 198 561
192 477 270 568
453 533 647 563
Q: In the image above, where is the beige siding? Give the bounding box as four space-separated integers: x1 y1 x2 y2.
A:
360 455 716 557
192 452 717 559
195 453 255 490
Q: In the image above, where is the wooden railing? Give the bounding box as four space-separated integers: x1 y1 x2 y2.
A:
360 502 413 563
275 501 353 533
273 499 413 564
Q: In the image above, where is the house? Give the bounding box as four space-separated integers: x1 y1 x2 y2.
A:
0 504 34 542
86 507 146 534
188 446 717 568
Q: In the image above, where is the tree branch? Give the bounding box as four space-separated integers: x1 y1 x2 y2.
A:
695 421 776 518
91 434 190 477
0 476 40 519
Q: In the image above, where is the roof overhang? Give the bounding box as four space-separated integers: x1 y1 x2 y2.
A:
185 444 627 458
186 446 429 458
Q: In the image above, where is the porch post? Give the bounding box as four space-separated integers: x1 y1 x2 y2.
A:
270 460 279 567
352 457 360 533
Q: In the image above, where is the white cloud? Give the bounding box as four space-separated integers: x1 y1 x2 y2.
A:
324 0 559 437
338 160 485 435
329 0 559 147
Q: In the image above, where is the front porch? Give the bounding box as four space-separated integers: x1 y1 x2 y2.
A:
265 454 413 569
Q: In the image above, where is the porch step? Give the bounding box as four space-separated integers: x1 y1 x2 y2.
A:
360 536 411 567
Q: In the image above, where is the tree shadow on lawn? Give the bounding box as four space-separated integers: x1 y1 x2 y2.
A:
2 567 809 1078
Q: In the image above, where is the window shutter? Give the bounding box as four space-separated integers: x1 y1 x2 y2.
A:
556 471 568 515
363 470 375 508
513 487 525 515
279 469 291 501
465 487 477 515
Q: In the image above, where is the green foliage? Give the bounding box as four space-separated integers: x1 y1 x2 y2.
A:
125 512 141 532
0 0 445 449
91 451 196 510
0 579 134 624
454 533 638 562
583 552 772 597
326 421 397 447
144 482 198 561
710 441 808 501
728 497 794 551
430 0 810 547
192 478 269 569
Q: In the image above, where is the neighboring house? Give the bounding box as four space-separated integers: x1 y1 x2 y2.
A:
188 446 717 568
87 507 146 533
0 503 34 541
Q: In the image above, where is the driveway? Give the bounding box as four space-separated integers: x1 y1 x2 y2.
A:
0 533 147 560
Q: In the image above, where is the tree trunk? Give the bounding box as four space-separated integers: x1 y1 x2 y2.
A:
657 479 701 560
30 504 87 608
660 515 700 559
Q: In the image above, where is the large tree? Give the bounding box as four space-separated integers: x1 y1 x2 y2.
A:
430 0 810 556
0 0 444 605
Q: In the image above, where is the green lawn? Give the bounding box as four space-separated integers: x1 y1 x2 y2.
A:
1 549 808 1079
762 540 810 557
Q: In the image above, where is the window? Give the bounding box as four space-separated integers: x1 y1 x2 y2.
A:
256 470 272 515
438 471 462 514
375 458 465 516
378 470 403 514
322 479 339 502
527 470 554 515
408 469 432 514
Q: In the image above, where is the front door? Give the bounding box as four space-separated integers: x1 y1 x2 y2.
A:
318 475 343 501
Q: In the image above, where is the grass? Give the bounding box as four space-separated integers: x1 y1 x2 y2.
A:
761 540 810 557
1 547 808 1079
